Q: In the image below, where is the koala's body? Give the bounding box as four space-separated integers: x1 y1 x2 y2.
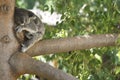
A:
14 7 45 52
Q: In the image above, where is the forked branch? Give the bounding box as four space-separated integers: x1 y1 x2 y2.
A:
9 52 78 80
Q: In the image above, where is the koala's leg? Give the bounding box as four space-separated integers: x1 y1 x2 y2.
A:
21 32 43 52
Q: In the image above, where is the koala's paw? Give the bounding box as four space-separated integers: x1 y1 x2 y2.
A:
21 44 28 52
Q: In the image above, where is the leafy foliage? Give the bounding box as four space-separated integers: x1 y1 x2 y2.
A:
17 0 120 80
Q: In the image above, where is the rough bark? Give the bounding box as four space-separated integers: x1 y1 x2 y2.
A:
0 0 17 80
9 52 78 80
26 34 118 56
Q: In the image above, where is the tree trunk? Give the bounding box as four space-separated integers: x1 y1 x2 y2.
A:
0 0 18 80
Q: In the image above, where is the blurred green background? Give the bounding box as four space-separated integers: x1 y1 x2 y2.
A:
16 0 120 80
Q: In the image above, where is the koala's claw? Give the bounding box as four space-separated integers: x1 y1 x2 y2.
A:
21 44 27 52
21 48 27 53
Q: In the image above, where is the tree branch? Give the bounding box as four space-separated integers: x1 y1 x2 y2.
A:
26 34 118 57
9 52 78 80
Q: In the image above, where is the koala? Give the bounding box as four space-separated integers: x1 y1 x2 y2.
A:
14 7 45 52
